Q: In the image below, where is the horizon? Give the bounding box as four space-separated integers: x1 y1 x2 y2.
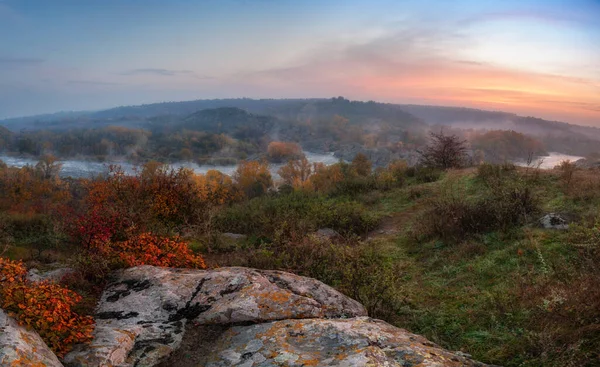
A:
1 0 599 126
3 96 596 129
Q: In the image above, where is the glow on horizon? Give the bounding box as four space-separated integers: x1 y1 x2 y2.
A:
0 0 598 125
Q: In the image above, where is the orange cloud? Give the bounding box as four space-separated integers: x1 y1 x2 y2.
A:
239 25 600 126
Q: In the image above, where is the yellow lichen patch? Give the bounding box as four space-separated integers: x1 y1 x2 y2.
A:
9 349 47 367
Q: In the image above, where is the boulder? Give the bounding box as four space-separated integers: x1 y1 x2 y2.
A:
27 267 75 283
170 317 495 367
64 266 366 367
0 309 64 367
539 213 569 230
222 233 247 241
314 228 341 240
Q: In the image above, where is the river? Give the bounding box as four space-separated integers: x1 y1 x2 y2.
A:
0 152 340 179
514 152 584 169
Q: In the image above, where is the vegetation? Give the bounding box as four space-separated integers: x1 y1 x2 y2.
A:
418 131 468 169
1 126 600 366
0 257 95 357
470 130 547 163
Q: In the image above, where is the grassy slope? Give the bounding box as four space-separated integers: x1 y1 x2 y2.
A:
359 169 597 366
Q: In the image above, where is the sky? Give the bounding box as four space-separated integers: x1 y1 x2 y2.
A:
0 0 599 125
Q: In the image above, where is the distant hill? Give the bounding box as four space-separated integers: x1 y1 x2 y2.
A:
1 97 599 157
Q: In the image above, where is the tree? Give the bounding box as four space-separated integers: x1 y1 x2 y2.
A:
278 157 313 189
35 154 63 180
418 131 468 169
351 153 372 176
234 160 273 199
267 141 303 163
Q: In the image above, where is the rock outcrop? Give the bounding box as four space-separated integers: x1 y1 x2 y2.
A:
193 317 491 367
64 266 367 367
0 265 495 367
0 309 64 367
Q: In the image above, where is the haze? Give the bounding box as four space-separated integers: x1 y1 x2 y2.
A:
1 0 599 126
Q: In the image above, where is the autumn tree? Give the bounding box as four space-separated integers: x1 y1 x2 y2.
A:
351 153 372 177
267 141 303 163
418 131 468 169
234 160 273 199
309 163 344 193
278 157 314 189
35 154 63 180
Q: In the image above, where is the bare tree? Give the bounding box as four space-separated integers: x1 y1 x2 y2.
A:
418 131 468 169
35 154 63 180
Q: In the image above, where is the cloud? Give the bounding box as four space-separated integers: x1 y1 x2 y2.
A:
236 26 600 125
119 68 213 79
120 68 191 76
67 80 121 86
0 57 45 65
459 10 583 26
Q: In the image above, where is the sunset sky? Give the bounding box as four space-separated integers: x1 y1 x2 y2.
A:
1 0 599 125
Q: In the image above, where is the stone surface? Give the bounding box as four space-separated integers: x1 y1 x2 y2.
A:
0 308 64 367
315 228 341 240
539 213 569 230
27 267 75 283
64 266 366 367
222 233 248 241
195 317 494 367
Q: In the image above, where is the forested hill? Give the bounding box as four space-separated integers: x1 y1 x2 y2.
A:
400 104 600 140
1 97 600 161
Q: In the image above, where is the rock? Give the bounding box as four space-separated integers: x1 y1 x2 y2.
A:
27 267 75 283
222 233 247 241
0 309 64 367
180 317 495 367
64 266 366 367
539 213 569 230
314 228 340 240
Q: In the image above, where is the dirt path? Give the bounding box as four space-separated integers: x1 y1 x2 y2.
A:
367 200 426 240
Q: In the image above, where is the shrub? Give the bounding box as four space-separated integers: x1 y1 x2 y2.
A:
476 162 517 187
266 141 303 163
562 169 600 202
97 233 206 269
233 160 273 199
0 257 94 357
556 160 577 189
214 192 379 239
407 166 443 183
414 174 538 243
278 157 314 190
351 153 372 177
418 131 468 169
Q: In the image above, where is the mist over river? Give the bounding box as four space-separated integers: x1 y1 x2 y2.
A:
0 151 339 179
514 152 584 169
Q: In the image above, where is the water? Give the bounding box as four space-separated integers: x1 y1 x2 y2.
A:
514 152 584 169
0 151 339 179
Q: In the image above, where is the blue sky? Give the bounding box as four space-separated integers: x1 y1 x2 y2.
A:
0 0 599 125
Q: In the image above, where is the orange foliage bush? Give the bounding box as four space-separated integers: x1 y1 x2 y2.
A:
0 257 95 357
234 160 273 198
195 169 239 205
103 233 206 269
267 141 303 162
308 163 344 193
278 157 314 190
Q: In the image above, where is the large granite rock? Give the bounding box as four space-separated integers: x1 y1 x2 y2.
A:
196 317 493 367
62 265 495 367
0 309 64 367
64 266 367 367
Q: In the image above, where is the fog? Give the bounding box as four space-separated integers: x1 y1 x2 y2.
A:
0 151 339 179
514 152 584 169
